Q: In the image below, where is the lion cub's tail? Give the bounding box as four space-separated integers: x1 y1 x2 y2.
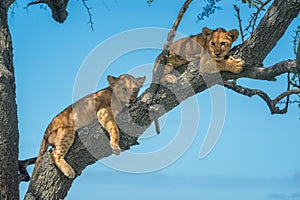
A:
31 137 49 179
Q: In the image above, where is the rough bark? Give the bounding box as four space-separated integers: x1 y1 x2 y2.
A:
0 1 19 200
25 0 300 199
25 59 298 199
234 0 300 66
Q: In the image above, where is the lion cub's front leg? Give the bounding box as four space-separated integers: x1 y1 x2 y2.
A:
220 56 244 74
97 108 121 155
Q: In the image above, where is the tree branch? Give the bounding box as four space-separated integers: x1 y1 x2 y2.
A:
221 59 297 81
27 0 69 23
153 0 193 83
224 79 300 114
233 4 245 43
296 38 300 78
18 158 37 183
235 0 300 66
82 0 94 31
244 0 272 35
151 0 193 133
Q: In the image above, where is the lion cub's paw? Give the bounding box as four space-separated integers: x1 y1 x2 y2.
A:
228 56 244 74
161 74 178 84
110 142 121 155
61 165 75 179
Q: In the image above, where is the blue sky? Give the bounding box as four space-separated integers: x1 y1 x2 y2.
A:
8 0 300 199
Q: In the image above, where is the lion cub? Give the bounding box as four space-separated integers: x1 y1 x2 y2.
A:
153 27 244 84
33 74 145 179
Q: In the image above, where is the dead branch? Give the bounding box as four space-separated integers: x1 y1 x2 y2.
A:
233 4 245 42
151 0 193 134
224 80 300 114
245 0 272 35
153 0 193 83
27 0 44 6
82 0 94 31
18 157 37 183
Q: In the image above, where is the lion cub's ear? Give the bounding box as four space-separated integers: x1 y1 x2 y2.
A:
136 76 146 87
202 27 213 38
227 29 239 42
107 75 119 88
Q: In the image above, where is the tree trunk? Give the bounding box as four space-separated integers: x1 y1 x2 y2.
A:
0 1 19 200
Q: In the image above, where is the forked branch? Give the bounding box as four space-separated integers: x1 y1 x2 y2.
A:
18 157 37 183
233 4 245 42
224 78 300 114
153 0 193 83
245 0 272 35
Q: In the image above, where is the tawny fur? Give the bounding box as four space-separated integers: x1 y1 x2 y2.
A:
152 27 244 84
32 74 145 179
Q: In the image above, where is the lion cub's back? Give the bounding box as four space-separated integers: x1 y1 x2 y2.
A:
45 88 112 135
170 34 205 60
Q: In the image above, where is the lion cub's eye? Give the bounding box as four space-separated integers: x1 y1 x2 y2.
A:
211 42 215 46
122 87 128 93
221 42 226 46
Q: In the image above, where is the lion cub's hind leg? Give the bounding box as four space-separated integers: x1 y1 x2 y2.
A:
48 127 76 179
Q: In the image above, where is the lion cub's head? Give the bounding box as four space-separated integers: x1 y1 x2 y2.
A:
201 27 239 61
107 74 146 106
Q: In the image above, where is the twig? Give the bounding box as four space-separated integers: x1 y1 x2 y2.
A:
296 38 300 81
152 0 193 83
18 157 37 183
280 99 300 104
151 0 193 134
224 81 300 114
245 0 272 35
82 0 94 31
27 0 44 6
283 73 291 113
233 5 245 43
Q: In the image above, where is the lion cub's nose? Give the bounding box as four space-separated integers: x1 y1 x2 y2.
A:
129 97 135 102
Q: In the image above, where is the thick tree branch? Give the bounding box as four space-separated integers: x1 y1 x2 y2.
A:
244 0 272 35
235 60 297 81
235 0 300 66
27 0 69 23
